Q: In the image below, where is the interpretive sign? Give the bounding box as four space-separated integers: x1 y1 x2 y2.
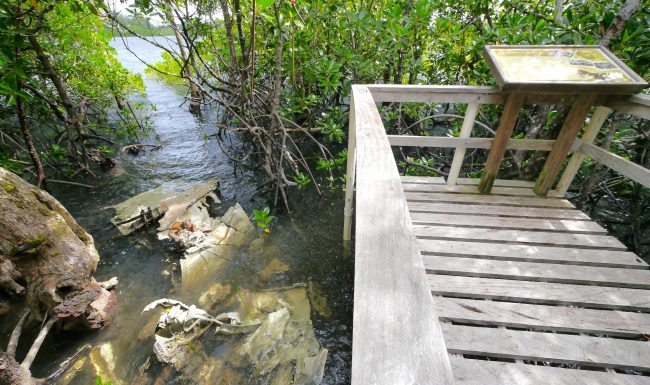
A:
483 45 647 94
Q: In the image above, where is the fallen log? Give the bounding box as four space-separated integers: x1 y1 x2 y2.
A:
0 167 117 384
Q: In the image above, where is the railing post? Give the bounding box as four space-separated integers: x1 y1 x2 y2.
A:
343 93 357 245
447 103 480 185
555 106 612 196
534 94 598 196
478 92 525 193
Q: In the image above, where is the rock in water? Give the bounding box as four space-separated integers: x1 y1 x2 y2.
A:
0 167 116 326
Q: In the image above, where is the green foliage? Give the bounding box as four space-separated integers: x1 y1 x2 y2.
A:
252 207 275 232
292 170 311 189
96 376 113 385
0 0 146 176
106 14 174 37
317 116 345 143
145 51 187 84
0 152 24 175
399 157 439 177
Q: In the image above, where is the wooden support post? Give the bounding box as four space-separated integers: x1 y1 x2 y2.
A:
534 94 597 196
478 93 525 193
555 106 612 196
447 103 480 185
342 94 357 245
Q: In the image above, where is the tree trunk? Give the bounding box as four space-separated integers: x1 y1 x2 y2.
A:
165 6 202 114
15 80 46 188
600 0 641 47
0 167 116 328
0 352 37 385
27 34 87 167
219 0 238 73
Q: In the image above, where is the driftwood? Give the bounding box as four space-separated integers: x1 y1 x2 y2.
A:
0 167 117 385
0 167 116 325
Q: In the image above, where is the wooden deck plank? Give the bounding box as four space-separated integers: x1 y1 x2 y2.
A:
414 225 627 249
457 178 535 188
417 240 647 268
407 201 590 220
406 191 575 208
435 297 650 337
410 213 606 233
351 85 454 385
428 275 650 311
403 183 564 197
442 323 650 371
400 176 537 189
424 255 650 289
451 357 650 385
400 175 447 184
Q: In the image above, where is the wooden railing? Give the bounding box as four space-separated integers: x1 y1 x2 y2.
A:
345 85 455 385
343 84 650 385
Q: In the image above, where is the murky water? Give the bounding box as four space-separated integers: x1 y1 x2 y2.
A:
2 37 352 384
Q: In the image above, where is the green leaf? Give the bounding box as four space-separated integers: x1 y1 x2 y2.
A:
257 0 275 11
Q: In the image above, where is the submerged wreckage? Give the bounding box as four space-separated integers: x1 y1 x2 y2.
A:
109 178 254 290
101 179 329 384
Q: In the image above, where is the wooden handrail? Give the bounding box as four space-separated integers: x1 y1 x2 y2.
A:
346 85 455 385
576 139 650 189
359 85 650 193
605 94 650 120
366 84 606 106
387 135 581 152
343 84 649 384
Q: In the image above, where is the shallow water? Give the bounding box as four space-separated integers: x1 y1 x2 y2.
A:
2 36 352 384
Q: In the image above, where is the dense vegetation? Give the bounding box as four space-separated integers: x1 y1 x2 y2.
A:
0 0 144 187
0 0 648 255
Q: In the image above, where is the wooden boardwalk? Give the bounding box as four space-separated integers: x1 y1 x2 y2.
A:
344 85 650 385
404 175 650 384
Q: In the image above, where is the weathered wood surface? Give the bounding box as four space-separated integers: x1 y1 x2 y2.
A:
428 275 650 311
350 85 454 385
605 93 650 120
400 175 447 184
435 297 650 337
408 201 590 220
342 86 357 242
403 182 565 197
534 94 597 195
401 175 537 189
366 84 593 106
442 323 650 371
406 191 575 208
411 213 606 233
387 135 560 151
555 106 612 195
368 85 506 104
447 103 480 185
424 255 650 288
577 139 650 189
347 83 650 384
414 225 626 249
451 357 650 385
478 93 525 193
418 239 646 268
456 177 534 188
